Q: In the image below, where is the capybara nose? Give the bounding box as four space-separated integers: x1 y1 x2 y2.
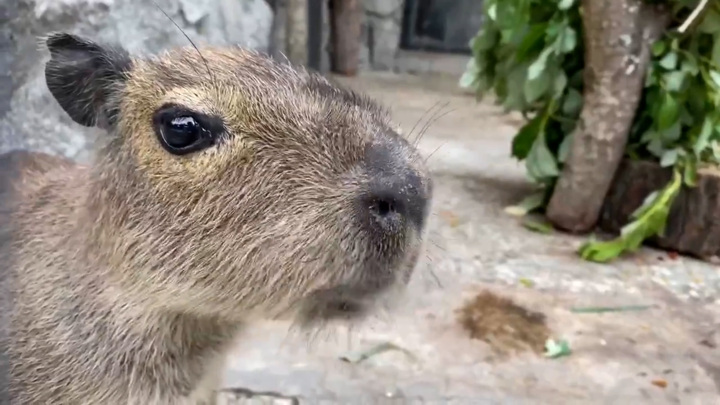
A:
360 141 430 235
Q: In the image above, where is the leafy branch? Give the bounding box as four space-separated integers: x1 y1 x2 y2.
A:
461 0 720 262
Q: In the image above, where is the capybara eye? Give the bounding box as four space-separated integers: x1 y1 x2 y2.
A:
165 116 201 148
153 105 219 155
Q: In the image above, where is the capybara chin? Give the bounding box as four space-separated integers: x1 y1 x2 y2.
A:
0 32 433 404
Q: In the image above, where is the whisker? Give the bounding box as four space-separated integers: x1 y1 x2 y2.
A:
151 1 217 85
407 100 443 143
412 101 450 147
415 106 455 148
425 141 447 163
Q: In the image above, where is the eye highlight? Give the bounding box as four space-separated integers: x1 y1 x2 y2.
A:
152 104 225 156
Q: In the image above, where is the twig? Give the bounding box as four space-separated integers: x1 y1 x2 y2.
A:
678 0 709 34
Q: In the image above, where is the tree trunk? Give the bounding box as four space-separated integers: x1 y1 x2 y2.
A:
329 0 362 76
545 0 671 233
286 0 308 66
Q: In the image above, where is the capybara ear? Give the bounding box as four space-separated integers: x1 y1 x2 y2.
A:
44 32 132 129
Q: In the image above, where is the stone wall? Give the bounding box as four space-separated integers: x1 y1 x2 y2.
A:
0 0 273 163
361 0 404 71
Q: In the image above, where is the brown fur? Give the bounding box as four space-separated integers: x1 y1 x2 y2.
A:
0 33 432 404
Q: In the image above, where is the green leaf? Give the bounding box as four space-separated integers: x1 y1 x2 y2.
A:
579 238 627 263
544 339 571 359
524 71 551 103
553 70 568 97
694 116 714 156
631 190 659 219
659 120 682 143
503 64 530 111
505 191 546 216
698 9 720 34
710 71 720 88
512 114 543 160
561 88 583 117
645 67 658 87
647 138 666 158
488 3 497 21
660 148 678 167
459 59 478 88
578 169 683 263
558 26 577 54
528 48 552 81
495 2 528 30
651 40 666 57
516 25 549 62
459 72 475 89
473 28 499 53
659 51 678 70
558 0 574 11
522 218 554 234
683 155 698 187
526 130 560 182
712 35 720 68
663 71 686 92
686 81 706 116
557 134 573 163
657 93 680 131
681 55 699 76
712 141 720 163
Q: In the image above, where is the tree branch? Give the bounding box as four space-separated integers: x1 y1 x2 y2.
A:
545 0 671 233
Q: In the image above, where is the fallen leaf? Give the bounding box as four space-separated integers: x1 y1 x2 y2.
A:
519 278 535 288
667 251 679 260
544 339 571 359
504 191 545 217
504 206 526 216
522 218 554 234
339 342 417 364
651 379 668 388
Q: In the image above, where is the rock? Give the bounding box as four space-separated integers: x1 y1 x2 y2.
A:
0 0 273 163
599 159 720 260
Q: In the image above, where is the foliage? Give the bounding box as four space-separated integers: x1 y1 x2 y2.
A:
578 167 683 261
460 0 720 262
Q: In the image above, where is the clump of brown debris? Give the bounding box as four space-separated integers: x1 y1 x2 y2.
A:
457 290 551 355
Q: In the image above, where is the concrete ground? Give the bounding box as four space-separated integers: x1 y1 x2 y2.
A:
218 72 720 404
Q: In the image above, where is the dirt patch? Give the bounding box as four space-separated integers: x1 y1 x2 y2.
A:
457 290 551 355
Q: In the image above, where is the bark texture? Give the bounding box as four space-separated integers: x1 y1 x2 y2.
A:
329 0 363 75
600 159 720 261
546 0 671 233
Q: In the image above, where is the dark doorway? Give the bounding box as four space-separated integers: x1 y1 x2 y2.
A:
401 0 484 54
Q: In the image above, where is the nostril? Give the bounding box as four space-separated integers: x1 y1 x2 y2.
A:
362 141 430 233
373 198 395 218
367 195 404 232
